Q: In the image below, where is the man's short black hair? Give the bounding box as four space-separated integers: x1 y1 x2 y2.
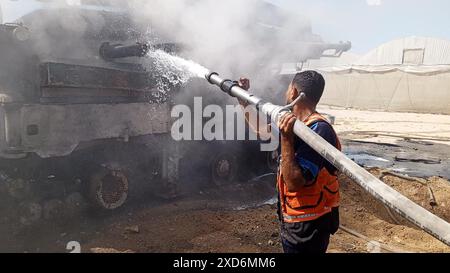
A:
292 70 325 105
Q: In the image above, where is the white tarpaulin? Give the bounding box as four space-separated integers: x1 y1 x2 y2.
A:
283 37 450 114
320 65 450 74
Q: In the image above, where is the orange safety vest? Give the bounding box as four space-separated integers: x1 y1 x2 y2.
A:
278 112 341 223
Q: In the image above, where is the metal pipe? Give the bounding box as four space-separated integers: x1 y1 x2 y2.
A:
207 73 265 107
100 42 150 60
205 71 450 247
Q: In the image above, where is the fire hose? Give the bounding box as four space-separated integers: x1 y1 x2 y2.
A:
205 71 450 247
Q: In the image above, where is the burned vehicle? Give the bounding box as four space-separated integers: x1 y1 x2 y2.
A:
0 0 350 225
0 2 182 224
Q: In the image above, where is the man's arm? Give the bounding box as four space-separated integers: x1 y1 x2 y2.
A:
238 78 272 140
278 114 307 191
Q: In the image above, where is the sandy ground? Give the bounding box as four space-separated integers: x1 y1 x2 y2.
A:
1 108 450 253
319 106 450 143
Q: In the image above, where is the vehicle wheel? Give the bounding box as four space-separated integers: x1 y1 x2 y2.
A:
88 167 129 210
211 152 239 187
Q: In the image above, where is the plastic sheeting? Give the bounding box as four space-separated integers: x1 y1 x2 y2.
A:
355 37 450 66
319 64 450 75
283 37 450 114
319 70 450 114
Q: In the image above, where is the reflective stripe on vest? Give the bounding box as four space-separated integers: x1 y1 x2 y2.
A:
283 212 329 221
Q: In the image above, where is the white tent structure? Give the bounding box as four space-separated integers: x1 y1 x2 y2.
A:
307 37 450 114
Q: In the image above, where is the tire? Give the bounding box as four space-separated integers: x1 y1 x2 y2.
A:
87 167 129 211
210 152 239 187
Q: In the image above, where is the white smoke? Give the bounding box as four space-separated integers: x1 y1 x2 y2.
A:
2 0 331 100
129 0 319 87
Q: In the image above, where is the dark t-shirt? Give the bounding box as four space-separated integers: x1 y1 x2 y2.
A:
277 120 340 247
292 121 338 183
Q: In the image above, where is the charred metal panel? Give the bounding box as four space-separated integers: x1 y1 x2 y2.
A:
0 26 38 102
40 63 160 103
17 102 171 158
0 103 28 158
3 104 22 149
0 106 6 155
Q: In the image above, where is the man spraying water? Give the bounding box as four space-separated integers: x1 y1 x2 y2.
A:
152 51 450 249
238 71 341 253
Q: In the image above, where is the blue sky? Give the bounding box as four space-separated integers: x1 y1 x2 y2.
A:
269 0 450 53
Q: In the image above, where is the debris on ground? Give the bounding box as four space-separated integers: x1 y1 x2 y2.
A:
90 248 135 254
125 226 140 234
